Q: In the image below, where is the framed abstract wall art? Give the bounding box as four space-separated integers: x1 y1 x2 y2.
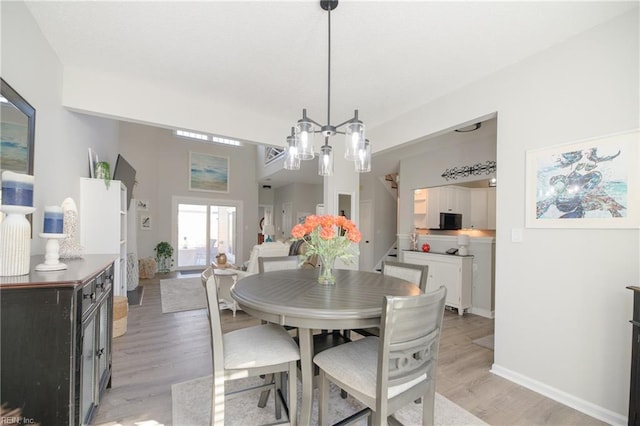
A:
189 152 229 193
140 215 151 230
525 130 639 229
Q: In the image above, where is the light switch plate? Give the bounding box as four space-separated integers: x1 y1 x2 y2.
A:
511 228 523 243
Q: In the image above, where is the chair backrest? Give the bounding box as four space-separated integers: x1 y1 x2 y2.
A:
377 286 446 403
245 241 291 273
258 255 300 273
201 266 213 287
381 260 429 292
204 275 226 378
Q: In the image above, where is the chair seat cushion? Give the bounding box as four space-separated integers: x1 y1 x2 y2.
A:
314 336 426 399
224 324 300 369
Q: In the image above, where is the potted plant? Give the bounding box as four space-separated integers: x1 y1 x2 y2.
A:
154 241 174 273
94 161 111 189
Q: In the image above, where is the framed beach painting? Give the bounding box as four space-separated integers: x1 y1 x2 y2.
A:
1 78 35 176
525 129 640 228
189 152 229 193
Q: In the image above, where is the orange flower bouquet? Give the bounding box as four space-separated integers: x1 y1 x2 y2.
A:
291 214 361 285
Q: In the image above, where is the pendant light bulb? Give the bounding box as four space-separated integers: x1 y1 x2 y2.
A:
296 110 315 160
344 111 365 160
284 127 301 170
319 143 333 176
355 139 371 173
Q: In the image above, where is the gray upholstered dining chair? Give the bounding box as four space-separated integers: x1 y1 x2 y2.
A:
314 286 447 426
258 255 301 273
352 260 429 339
382 260 429 292
203 272 300 426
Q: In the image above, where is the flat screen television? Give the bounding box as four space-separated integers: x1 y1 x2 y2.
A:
439 212 462 230
113 154 136 210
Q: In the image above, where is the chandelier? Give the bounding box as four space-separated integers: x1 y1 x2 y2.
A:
283 0 371 176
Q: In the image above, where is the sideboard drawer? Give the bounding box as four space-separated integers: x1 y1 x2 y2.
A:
81 278 97 315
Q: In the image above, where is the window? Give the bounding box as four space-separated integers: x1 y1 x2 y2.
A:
175 129 241 146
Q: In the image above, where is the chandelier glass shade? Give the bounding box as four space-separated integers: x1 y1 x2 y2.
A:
295 111 316 161
318 142 334 176
283 0 371 176
344 112 364 161
354 139 371 173
284 127 301 170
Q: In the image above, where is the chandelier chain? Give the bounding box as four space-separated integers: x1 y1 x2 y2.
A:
326 3 331 131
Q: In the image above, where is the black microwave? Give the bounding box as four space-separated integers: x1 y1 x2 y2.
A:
439 212 462 230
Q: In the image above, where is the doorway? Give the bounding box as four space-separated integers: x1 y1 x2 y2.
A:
173 197 239 270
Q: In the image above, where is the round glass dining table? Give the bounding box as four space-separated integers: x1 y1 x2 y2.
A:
231 268 420 425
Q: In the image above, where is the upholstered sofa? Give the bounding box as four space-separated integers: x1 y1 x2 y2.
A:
212 240 315 315
239 239 317 275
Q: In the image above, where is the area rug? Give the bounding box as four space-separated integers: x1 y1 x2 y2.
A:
127 285 145 306
160 277 207 314
472 334 494 351
172 375 488 425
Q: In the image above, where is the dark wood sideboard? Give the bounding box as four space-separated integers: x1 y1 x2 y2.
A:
629 286 640 426
0 255 117 424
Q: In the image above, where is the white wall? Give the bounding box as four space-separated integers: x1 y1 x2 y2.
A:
370 10 639 423
1 2 119 255
398 118 497 235
116 122 259 263
359 173 399 270
273 182 323 238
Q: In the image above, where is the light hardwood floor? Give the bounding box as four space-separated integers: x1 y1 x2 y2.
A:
94 274 604 426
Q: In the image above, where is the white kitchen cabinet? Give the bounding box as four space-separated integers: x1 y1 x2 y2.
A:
426 188 441 229
413 189 427 228
487 187 496 230
80 178 128 296
402 250 472 315
424 186 470 229
468 187 496 230
469 188 489 229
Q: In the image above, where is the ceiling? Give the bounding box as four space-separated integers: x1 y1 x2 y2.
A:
23 1 638 187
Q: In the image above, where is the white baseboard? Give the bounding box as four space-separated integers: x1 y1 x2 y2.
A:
468 307 494 318
490 364 627 426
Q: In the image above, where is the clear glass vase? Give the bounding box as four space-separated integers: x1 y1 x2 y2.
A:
317 254 336 285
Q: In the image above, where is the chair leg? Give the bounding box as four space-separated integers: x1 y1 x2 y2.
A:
279 371 288 403
258 374 273 408
211 372 225 426
318 370 329 426
288 362 297 426
422 381 435 426
274 372 282 419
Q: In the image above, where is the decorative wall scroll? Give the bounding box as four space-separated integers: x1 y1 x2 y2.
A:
441 160 496 181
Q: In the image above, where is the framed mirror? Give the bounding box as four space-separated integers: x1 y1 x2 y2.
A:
1 78 36 176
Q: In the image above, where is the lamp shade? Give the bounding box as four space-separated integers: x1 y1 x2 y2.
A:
296 118 315 160
344 118 365 161
457 235 470 246
284 129 301 170
262 224 275 236
354 139 371 173
318 144 333 176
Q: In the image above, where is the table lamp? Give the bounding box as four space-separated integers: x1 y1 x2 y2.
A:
262 224 275 242
457 234 470 256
